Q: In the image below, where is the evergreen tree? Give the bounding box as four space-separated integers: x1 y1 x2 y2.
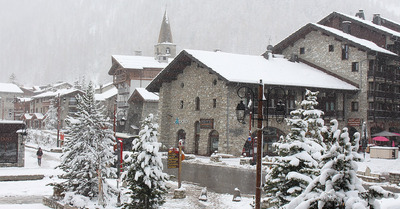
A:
122 114 168 209
57 82 116 207
264 90 325 207
44 101 58 130
286 125 393 209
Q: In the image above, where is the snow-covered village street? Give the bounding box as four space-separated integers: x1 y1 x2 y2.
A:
2 1 400 209
1 145 400 208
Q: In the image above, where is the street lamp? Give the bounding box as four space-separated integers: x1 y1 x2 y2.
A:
235 80 286 209
56 94 66 147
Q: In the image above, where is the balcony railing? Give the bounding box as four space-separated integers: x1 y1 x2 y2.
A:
118 87 130 95
117 101 129 108
114 73 127 84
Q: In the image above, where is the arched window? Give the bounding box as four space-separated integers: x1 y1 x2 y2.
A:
166 47 170 54
195 97 200 111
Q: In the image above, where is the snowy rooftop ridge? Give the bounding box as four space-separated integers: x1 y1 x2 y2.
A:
95 87 117 101
112 55 170 69
311 23 397 56
333 11 400 38
32 88 82 99
183 49 358 90
0 83 23 94
135 88 159 101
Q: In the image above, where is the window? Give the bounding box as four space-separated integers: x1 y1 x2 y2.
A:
213 79 217 86
195 97 200 111
180 101 184 109
300 47 305 54
329 45 334 52
351 102 359 112
352 62 359 72
213 99 217 108
166 47 170 54
342 44 349 60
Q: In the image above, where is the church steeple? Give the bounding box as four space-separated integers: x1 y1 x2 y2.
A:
158 10 173 43
155 9 176 62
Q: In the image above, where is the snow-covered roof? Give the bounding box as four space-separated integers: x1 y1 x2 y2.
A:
112 55 170 70
32 88 82 99
148 49 358 92
33 113 44 120
22 113 33 120
311 23 397 56
18 97 32 102
135 88 159 101
325 11 400 38
273 23 398 57
0 120 24 124
95 87 117 101
0 83 23 94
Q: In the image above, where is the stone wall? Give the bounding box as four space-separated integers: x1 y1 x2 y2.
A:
281 30 369 129
158 62 298 156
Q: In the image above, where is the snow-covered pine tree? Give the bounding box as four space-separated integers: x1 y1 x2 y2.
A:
286 125 393 209
57 82 116 207
122 114 168 209
44 101 58 130
264 90 325 207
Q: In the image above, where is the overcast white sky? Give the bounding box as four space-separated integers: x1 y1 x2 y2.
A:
0 0 399 87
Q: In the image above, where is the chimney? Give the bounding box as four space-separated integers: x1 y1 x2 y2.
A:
373 14 382 25
263 45 274 60
342 21 351 34
355 10 365 20
134 51 142 56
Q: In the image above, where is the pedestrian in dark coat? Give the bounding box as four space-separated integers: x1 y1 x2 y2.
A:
36 147 43 166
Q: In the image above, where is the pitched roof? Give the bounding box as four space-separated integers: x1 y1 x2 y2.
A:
0 83 23 94
32 88 83 99
318 11 400 39
146 49 358 92
108 55 170 75
273 23 397 56
130 88 159 102
95 87 117 101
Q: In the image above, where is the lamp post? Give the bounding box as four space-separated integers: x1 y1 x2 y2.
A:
235 80 286 209
56 94 66 147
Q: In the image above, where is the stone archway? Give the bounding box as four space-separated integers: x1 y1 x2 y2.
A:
263 127 285 156
208 130 219 155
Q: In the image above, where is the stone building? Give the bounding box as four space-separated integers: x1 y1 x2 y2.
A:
0 83 23 120
30 88 84 129
146 49 358 156
108 10 175 133
0 121 26 167
127 88 159 135
273 11 400 143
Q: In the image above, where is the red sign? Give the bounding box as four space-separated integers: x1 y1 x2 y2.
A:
347 118 361 127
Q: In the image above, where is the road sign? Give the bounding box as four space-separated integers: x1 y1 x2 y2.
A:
167 148 179 168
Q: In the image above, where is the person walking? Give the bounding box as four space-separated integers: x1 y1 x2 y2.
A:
36 147 43 166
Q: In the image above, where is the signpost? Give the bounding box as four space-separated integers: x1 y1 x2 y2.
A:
167 140 185 189
167 148 179 169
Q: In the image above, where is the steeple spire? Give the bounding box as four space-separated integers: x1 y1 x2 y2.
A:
158 10 173 43
154 9 176 62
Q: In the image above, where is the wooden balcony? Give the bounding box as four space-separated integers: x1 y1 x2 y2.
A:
118 87 130 95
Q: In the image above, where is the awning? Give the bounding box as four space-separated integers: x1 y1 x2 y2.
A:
372 131 400 137
372 136 390 142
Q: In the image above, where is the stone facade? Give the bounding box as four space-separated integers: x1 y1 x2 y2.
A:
157 61 310 156
281 30 369 129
